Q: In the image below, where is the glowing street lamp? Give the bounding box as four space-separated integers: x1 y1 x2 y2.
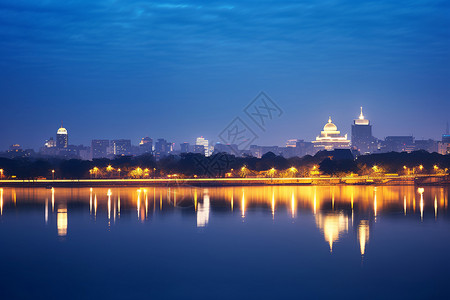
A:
419 165 424 171
92 167 99 179
106 165 113 172
269 168 276 179
52 169 55 180
0 169 3 180
117 168 121 178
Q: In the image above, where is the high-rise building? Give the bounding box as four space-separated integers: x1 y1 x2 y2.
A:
56 125 68 149
180 142 190 153
139 137 153 154
154 138 171 159
443 122 450 143
112 139 132 156
196 137 209 156
351 107 376 154
312 117 350 151
91 140 110 159
193 144 205 154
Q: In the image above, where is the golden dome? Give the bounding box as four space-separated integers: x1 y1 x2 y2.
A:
57 127 67 135
323 117 337 131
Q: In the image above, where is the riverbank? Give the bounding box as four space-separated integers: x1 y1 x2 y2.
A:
2 175 447 187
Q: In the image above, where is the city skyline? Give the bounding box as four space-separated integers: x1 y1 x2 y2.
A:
1 1 449 150
0 106 448 157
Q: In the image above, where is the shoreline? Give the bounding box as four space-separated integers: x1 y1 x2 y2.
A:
1 175 448 187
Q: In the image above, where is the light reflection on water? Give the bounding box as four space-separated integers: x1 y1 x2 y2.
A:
0 186 448 252
0 185 449 299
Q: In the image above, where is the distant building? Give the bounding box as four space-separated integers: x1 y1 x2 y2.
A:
438 122 450 155
414 139 438 153
112 139 131 156
180 142 190 153
286 139 298 147
382 136 414 153
154 138 171 159
56 125 68 149
443 122 450 143
196 137 209 156
312 117 350 151
438 142 449 155
295 140 315 157
214 143 239 155
79 147 91 160
44 137 56 148
91 140 110 159
193 144 205 154
139 137 153 154
351 107 376 154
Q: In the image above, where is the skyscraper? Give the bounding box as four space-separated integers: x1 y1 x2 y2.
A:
91 140 110 159
139 137 153 154
180 142 190 153
351 107 376 154
56 125 68 149
112 139 132 156
154 138 171 159
196 136 209 156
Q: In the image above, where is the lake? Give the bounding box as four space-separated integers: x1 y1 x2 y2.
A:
0 185 449 299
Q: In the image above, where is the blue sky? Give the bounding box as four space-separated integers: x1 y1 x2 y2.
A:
0 0 449 150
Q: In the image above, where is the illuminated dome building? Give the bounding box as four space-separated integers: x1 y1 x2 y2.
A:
56 125 68 149
312 117 350 150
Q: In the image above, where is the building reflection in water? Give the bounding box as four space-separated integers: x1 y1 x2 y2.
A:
315 212 348 253
57 204 67 237
0 188 3 216
358 220 370 256
0 185 448 254
197 189 210 227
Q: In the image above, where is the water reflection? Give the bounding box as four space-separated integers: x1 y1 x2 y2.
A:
197 189 210 227
57 204 67 237
0 186 448 255
315 212 348 253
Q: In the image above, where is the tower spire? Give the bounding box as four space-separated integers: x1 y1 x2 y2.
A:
359 107 364 120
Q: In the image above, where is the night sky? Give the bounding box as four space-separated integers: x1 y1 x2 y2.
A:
0 0 449 150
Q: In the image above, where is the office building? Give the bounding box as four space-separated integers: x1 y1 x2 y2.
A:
112 139 131 156
382 136 414 153
91 140 110 159
56 125 68 149
351 107 376 154
180 142 190 153
196 137 209 156
139 137 153 154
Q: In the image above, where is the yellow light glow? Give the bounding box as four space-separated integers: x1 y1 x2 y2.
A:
315 212 348 253
358 220 370 256
57 206 67 237
0 188 3 216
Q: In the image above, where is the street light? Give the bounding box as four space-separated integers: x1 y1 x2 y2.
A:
0 169 3 180
52 169 55 180
117 168 121 178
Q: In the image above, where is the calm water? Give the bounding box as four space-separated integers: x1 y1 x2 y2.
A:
0 185 449 299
